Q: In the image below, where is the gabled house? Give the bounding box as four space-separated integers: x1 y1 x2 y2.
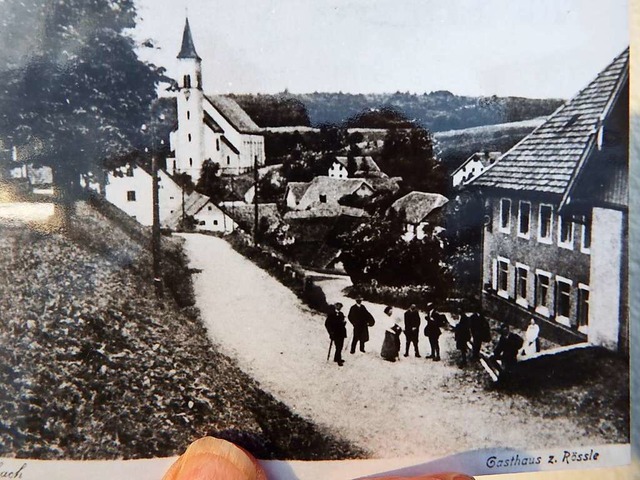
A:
451 151 501 188
104 164 184 228
328 156 383 179
166 19 265 181
387 191 449 241
165 191 237 233
470 48 629 354
285 176 374 211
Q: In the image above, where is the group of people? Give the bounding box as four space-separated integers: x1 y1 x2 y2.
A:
324 297 542 369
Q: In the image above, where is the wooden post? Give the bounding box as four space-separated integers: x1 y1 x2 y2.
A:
151 145 163 298
253 155 259 246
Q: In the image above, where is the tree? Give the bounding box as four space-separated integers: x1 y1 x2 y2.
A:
0 0 163 228
196 160 226 202
379 127 447 194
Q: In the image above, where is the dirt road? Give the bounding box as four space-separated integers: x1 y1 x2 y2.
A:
180 233 601 459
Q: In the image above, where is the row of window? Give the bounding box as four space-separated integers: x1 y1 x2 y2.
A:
494 257 589 333
499 199 591 252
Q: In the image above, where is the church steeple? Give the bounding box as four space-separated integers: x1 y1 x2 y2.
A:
177 18 201 61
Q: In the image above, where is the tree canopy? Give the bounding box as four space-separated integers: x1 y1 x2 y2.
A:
0 0 163 203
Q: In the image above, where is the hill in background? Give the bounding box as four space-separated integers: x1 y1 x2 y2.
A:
230 91 563 131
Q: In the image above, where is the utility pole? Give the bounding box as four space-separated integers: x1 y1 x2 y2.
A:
151 148 163 299
143 119 164 299
253 155 259 246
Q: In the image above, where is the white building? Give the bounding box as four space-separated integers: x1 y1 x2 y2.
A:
451 151 501 188
165 191 237 233
387 191 449 241
166 19 265 182
328 156 382 179
104 164 184 228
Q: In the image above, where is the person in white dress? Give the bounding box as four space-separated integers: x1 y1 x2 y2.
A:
522 319 540 356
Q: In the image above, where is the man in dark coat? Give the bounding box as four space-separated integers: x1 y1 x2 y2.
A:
424 304 442 361
403 304 421 357
492 324 523 371
454 314 472 367
469 312 491 359
325 302 347 366
348 297 375 354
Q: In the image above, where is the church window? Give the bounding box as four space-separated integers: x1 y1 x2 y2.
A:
187 111 191 120
189 158 193 167
216 139 220 151
184 75 191 88
127 191 136 202
188 134 192 142
227 156 230 165
173 160 176 170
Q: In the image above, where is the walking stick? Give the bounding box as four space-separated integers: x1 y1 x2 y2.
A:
326 339 334 362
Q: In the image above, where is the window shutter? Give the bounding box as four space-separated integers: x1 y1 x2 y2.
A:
491 259 498 290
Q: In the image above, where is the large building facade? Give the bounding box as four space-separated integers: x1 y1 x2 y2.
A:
471 49 629 355
167 19 265 182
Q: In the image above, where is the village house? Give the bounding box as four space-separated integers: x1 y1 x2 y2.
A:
165 190 237 233
284 176 374 211
328 155 383 179
166 19 265 181
387 191 449 241
470 48 629 355
104 164 184 228
451 151 501 188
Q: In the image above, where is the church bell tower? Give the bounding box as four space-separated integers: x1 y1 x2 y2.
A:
175 18 205 182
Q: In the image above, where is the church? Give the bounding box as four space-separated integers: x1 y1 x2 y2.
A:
166 19 265 182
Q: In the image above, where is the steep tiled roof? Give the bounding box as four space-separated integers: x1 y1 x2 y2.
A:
471 48 629 201
451 151 501 177
165 191 211 229
204 95 262 134
296 176 374 210
334 156 382 175
388 191 449 224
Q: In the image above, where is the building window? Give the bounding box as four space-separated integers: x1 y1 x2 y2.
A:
581 218 592 254
497 257 510 298
126 191 136 202
319 194 327 203
226 156 230 165
555 277 572 326
577 284 589 334
518 201 531 238
189 158 193 167
216 139 220 151
558 215 574 249
499 199 511 233
535 270 551 317
187 111 191 120
213 219 219 225
184 75 191 88
515 263 529 307
173 160 177 170
188 134 192 142
207 206 212 211
538 204 554 244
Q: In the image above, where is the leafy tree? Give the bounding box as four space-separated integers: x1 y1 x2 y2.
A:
196 159 225 202
0 0 163 227
336 212 447 289
379 127 447 194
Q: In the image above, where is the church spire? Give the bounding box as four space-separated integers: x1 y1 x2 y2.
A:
177 18 201 61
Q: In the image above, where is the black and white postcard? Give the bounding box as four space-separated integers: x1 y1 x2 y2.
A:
0 0 632 479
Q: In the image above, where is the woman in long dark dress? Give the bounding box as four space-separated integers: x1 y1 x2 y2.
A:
381 306 402 362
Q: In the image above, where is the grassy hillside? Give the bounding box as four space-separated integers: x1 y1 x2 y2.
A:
0 200 363 460
434 117 546 170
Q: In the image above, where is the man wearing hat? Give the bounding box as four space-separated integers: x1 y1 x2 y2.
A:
348 296 375 354
403 304 421 357
325 303 347 366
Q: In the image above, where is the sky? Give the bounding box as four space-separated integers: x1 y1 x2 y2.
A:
132 0 629 98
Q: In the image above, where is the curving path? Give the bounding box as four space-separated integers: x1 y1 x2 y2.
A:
179 233 599 459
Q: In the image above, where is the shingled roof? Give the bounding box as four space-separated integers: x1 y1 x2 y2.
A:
388 191 449 224
471 48 629 204
204 95 262 134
